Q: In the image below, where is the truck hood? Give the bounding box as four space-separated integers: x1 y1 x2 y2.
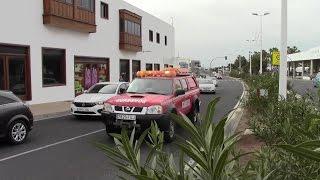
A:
74 93 115 103
107 93 171 107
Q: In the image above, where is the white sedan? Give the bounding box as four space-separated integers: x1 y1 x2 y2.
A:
197 79 216 94
71 82 129 117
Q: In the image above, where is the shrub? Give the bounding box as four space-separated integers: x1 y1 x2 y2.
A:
96 98 243 180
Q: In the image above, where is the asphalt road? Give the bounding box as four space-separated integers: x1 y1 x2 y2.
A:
0 77 243 180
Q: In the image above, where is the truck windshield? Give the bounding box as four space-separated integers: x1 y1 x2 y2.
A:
127 79 173 95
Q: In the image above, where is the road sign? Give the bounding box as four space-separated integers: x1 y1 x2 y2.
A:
272 51 280 66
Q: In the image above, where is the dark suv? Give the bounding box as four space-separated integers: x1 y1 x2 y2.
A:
0 91 33 144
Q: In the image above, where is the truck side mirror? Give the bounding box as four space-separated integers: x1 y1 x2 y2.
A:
175 89 185 96
119 88 126 94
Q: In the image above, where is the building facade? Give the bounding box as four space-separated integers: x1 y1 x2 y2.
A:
0 0 175 104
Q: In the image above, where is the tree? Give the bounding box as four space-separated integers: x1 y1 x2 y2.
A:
287 46 300 54
232 55 248 73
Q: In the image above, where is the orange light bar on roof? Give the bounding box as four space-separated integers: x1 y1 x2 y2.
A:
136 67 188 78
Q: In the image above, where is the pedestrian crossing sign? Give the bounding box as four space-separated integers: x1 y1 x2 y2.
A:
272 51 280 66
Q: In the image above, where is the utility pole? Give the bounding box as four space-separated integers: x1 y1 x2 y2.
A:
246 39 255 75
238 56 241 72
252 12 270 74
249 51 252 75
279 0 287 99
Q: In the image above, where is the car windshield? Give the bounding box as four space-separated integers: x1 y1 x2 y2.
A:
87 84 118 94
126 79 172 95
198 79 212 84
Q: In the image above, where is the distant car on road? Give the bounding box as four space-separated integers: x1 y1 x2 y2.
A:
0 91 33 144
210 76 218 87
71 82 129 118
312 73 320 87
197 78 216 93
216 74 222 79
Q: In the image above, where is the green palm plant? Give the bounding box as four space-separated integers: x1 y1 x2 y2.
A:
96 98 242 180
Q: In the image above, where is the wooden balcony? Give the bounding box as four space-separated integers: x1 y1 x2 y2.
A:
119 9 142 52
119 32 142 52
43 0 96 33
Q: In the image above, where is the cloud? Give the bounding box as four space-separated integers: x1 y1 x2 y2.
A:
124 0 320 67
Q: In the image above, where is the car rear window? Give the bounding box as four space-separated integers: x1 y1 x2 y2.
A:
187 77 197 89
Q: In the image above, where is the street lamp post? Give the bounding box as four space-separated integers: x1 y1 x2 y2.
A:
246 39 255 75
279 0 287 99
252 12 270 74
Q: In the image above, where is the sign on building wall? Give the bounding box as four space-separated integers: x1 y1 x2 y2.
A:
272 51 280 66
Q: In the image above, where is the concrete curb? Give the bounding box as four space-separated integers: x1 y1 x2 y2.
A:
34 111 71 122
225 77 248 138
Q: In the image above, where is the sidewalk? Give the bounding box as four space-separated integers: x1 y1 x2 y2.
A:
30 101 71 120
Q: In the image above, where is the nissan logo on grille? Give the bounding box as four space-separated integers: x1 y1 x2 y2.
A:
124 107 131 112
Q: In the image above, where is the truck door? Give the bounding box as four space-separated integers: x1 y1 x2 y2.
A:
173 79 183 113
179 78 191 114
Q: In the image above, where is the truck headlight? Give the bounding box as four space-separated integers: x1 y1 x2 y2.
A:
146 105 163 114
103 103 113 112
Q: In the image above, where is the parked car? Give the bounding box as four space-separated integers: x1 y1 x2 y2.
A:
216 73 222 79
101 69 201 143
71 82 129 118
0 91 33 144
210 76 218 87
197 78 216 93
312 72 320 87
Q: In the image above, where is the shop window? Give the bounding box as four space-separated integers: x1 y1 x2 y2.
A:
146 63 153 71
165 36 167 46
79 0 95 12
120 59 130 82
156 33 160 44
42 48 66 87
0 44 31 100
74 57 109 95
149 30 153 42
101 2 108 19
154 64 160 70
132 60 141 79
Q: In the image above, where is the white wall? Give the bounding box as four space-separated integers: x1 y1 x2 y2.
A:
0 0 175 104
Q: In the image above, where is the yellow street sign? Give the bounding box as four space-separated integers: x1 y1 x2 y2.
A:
272 51 280 66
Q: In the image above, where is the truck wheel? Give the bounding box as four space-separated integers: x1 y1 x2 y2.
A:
164 120 175 143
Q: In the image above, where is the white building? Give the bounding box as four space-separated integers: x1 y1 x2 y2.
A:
288 46 320 77
0 0 175 104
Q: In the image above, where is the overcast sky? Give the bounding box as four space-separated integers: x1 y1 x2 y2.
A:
124 0 320 67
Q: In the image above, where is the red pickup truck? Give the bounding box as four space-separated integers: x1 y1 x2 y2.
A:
101 70 200 142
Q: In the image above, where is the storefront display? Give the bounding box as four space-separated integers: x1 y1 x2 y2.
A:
74 57 109 95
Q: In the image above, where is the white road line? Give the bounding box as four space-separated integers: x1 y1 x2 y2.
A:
0 129 105 162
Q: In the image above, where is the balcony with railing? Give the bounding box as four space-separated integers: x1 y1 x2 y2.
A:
119 9 142 52
43 0 96 33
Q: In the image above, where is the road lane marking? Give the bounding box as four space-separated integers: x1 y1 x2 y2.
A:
0 129 105 162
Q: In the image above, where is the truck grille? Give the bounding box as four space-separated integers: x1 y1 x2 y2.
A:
74 102 96 107
114 106 144 113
